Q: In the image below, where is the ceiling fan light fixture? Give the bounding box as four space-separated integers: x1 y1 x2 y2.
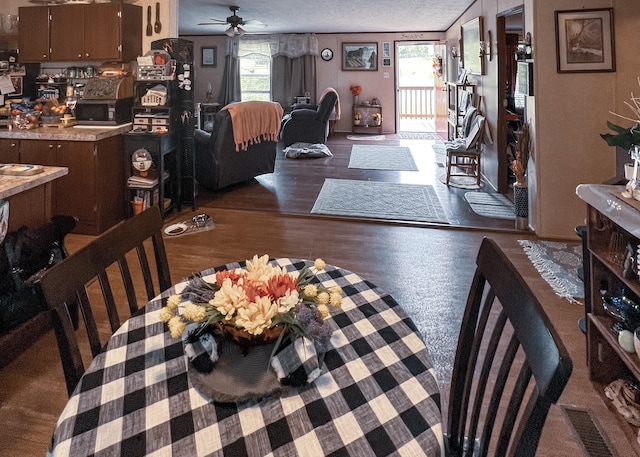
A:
225 25 235 37
236 26 246 36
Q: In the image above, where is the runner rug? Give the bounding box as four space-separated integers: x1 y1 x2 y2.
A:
348 145 418 171
518 239 584 303
464 192 515 220
311 178 449 224
346 134 386 141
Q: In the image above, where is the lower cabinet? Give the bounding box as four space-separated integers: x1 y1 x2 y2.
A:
18 136 124 235
0 139 20 163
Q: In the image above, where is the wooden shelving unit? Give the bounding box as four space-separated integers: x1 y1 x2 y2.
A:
352 104 382 135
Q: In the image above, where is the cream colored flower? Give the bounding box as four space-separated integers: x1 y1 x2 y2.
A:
303 284 318 298
317 304 330 319
211 278 250 320
329 293 342 308
314 258 326 271
168 315 186 338
276 289 300 313
329 286 342 295
166 294 182 311
182 303 207 322
317 291 330 305
235 296 278 335
158 306 174 323
244 254 276 283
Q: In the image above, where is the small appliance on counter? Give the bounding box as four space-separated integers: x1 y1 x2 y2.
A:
75 75 134 125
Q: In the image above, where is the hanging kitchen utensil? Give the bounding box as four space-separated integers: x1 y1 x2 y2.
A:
154 3 162 34
146 6 152 36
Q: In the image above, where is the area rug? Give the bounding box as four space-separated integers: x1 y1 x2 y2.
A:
464 192 515 220
311 178 449 224
518 239 584 303
432 142 446 154
438 174 485 189
348 145 418 171
396 132 442 140
347 134 386 141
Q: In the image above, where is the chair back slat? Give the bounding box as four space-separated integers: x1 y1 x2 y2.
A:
446 238 572 457
38 206 171 396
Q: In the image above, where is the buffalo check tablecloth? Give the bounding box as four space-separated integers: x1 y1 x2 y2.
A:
48 259 444 456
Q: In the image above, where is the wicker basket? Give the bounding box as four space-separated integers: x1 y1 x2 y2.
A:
214 322 285 349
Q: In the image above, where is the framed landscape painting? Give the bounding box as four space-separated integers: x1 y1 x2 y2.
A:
555 8 615 73
342 43 377 71
461 17 484 75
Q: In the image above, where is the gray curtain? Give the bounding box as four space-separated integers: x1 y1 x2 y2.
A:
270 34 319 108
218 37 241 106
271 55 317 108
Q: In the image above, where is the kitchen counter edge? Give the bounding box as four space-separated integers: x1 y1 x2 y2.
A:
0 123 132 142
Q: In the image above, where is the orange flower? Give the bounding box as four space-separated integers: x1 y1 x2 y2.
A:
216 270 244 285
350 85 362 96
265 273 299 299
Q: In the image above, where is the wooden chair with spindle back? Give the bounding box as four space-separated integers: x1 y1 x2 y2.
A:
446 237 572 457
38 206 171 396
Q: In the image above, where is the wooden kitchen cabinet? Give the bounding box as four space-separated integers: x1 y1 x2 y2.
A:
19 3 141 63
0 139 20 164
17 6 50 62
19 136 124 235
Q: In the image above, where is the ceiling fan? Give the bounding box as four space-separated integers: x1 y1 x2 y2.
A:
198 5 267 37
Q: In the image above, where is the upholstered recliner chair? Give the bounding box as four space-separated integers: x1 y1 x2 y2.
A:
280 91 338 147
195 101 283 191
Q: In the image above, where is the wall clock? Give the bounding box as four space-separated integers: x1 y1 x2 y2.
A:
321 48 333 61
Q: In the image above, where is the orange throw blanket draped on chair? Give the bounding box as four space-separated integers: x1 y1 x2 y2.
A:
223 101 284 152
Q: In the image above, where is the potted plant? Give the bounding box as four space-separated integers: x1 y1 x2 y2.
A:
350 85 362 105
372 112 382 126
354 112 362 125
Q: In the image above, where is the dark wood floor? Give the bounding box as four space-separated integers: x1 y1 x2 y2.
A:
0 133 636 456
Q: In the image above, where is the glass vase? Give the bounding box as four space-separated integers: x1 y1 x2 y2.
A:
624 145 640 199
353 95 359 105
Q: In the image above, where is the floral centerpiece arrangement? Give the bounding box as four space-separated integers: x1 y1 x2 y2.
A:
372 112 382 126
159 255 343 357
349 85 362 97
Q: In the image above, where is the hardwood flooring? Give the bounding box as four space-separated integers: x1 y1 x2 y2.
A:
0 133 636 456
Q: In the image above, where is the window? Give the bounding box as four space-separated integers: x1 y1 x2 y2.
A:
239 40 271 101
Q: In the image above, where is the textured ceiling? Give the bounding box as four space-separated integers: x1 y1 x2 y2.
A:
178 0 475 35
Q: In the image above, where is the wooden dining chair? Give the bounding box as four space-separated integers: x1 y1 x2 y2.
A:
445 114 485 187
38 206 171 396
446 237 572 457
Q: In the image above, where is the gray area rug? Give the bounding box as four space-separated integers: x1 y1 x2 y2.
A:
396 132 442 140
311 178 449 224
348 145 418 171
464 192 515 220
519 239 584 303
438 174 485 190
346 134 386 141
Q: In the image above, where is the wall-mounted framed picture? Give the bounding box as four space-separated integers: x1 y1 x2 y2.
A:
555 8 615 73
382 42 391 58
201 47 217 67
382 58 391 67
461 16 484 75
342 43 377 71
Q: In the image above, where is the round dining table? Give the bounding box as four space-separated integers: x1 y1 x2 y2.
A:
48 258 444 456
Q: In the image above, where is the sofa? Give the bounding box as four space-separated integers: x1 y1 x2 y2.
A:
195 101 282 191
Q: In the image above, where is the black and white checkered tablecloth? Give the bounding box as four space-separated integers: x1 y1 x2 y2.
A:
48 259 444 456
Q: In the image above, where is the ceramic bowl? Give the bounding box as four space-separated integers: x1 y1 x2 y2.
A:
634 327 640 355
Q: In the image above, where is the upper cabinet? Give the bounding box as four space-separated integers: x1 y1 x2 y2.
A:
18 3 142 63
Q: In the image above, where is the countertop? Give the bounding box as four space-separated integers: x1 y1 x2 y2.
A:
0 123 132 142
576 183 640 238
0 166 68 199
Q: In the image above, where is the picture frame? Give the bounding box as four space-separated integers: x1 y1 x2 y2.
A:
555 8 615 73
342 42 378 71
10 76 22 96
201 47 217 67
461 17 484 75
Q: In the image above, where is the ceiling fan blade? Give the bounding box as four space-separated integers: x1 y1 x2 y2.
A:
242 19 267 27
198 22 227 25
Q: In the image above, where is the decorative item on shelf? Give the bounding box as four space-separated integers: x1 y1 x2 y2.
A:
601 286 640 335
350 84 362 105
371 97 381 106
432 55 443 77
159 254 343 359
372 112 382 126
600 76 640 199
354 112 362 125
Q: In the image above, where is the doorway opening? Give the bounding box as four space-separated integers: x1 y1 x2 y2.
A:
395 41 440 132
497 7 525 194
